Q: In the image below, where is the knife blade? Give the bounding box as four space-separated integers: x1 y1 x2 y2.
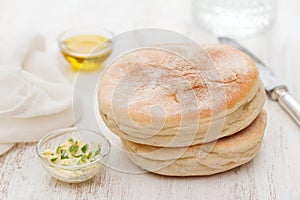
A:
218 37 300 127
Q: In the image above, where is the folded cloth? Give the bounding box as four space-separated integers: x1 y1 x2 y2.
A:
0 33 77 155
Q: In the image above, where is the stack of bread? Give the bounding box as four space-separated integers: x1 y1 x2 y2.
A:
98 44 267 176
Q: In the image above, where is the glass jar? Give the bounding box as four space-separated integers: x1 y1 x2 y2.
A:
192 0 277 37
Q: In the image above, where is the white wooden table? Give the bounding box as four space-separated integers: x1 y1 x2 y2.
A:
1 0 300 199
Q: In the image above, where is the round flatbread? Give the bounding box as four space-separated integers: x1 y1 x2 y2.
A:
123 111 267 176
98 44 265 147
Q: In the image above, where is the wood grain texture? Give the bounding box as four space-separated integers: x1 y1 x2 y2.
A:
1 0 300 199
1 116 300 200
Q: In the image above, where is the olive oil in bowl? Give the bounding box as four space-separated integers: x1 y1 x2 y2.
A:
58 29 113 71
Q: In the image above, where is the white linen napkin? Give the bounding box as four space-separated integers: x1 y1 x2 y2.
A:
0 33 77 155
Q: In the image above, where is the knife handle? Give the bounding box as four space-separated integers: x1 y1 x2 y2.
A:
273 88 300 127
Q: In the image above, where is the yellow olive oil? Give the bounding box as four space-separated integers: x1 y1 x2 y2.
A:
61 34 112 71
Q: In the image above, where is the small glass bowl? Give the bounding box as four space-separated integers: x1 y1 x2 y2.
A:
58 27 114 71
36 128 111 183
